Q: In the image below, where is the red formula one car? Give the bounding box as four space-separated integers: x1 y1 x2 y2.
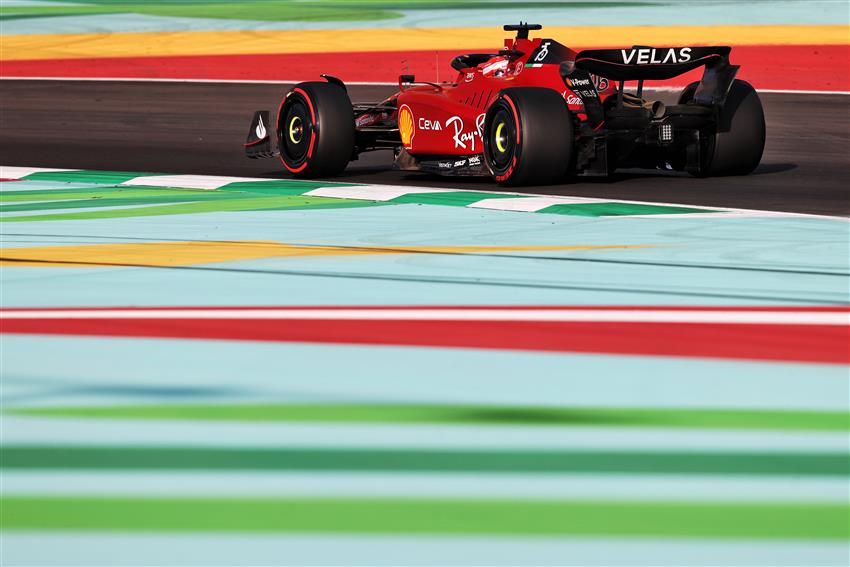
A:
246 23 765 185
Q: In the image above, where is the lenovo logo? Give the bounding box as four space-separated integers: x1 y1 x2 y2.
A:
621 47 692 65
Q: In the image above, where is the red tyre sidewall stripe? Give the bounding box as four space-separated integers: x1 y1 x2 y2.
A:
293 87 317 159
279 87 317 173
494 94 521 182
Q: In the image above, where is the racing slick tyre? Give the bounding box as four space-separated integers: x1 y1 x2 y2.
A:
278 81 355 177
483 87 574 185
679 79 765 177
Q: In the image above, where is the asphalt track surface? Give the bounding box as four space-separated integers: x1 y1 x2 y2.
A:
1 80 848 216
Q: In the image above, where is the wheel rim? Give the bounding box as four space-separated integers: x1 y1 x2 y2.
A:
280 97 312 166
494 122 508 153
288 115 303 144
485 106 516 174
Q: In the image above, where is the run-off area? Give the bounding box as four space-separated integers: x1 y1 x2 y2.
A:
2 162 849 565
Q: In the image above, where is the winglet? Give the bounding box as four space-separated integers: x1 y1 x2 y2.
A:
245 110 274 159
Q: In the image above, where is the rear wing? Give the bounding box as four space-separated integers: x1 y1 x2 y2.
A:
571 46 739 106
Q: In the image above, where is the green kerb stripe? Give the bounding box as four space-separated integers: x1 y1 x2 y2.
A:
22 170 163 184
2 498 846 539
0 195 383 222
2 447 846 476
4 171 726 218
12 403 847 431
0 193 241 213
220 180 354 194
0 188 212 202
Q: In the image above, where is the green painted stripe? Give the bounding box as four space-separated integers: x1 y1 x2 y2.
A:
2 447 846 476
539 202 714 216
13 404 847 431
0 195 385 222
0 2 405 23
22 170 163 184
2 497 846 539
0 193 245 213
0 188 211 203
391 191 521 206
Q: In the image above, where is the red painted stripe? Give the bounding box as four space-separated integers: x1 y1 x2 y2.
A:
2 45 848 91
3 316 847 364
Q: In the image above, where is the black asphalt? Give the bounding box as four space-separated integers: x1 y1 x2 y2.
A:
1 80 848 215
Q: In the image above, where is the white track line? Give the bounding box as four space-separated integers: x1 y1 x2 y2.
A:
2 308 848 325
4 417 847 452
4 471 847 502
1 77 848 95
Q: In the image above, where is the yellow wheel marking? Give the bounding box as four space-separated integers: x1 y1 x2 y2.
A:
288 116 302 144
495 122 508 153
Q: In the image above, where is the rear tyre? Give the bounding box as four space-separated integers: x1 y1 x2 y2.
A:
278 81 355 177
483 87 574 186
680 79 765 176
677 81 700 106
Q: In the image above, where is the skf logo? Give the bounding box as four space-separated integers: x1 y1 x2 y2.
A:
622 47 692 65
399 105 414 148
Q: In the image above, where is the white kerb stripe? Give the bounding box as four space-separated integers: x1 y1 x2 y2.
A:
1 309 847 325
0 166 77 180
469 196 607 212
305 185 454 201
120 174 264 190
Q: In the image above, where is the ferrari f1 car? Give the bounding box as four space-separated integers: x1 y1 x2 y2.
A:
245 23 765 185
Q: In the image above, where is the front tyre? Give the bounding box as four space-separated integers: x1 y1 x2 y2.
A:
483 88 574 186
278 81 355 177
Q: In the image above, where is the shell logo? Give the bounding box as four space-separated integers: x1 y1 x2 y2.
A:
398 104 414 148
